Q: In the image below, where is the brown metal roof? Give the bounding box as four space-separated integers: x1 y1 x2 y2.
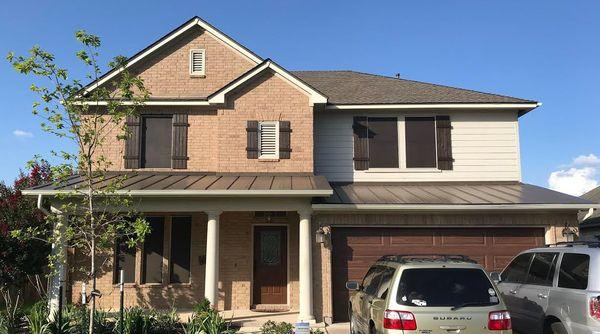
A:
24 172 332 197
293 71 536 105
316 182 593 206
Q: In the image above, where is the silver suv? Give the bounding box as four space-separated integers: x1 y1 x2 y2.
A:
494 241 600 334
346 255 512 334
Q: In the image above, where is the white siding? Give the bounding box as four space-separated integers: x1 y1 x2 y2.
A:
314 110 521 182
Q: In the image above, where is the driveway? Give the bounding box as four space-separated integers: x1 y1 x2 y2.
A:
326 322 349 334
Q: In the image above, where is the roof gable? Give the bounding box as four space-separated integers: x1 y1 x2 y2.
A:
83 16 262 94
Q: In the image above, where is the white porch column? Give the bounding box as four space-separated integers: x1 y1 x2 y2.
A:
48 209 67 319
298 210 315 322
204 211 221 308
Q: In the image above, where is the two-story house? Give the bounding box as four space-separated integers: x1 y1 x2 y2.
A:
24 16 595 324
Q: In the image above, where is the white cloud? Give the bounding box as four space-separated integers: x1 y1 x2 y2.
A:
572 154 600 166
13 129 34 138
548 167 599 196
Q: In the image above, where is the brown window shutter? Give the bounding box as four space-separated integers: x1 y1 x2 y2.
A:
246 120 259 159
353 116 369 170
279 121 292 159
436 115 454 170
124 115 141 169
172 113 189 169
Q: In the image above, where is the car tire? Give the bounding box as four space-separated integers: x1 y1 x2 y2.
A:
549 322 567 334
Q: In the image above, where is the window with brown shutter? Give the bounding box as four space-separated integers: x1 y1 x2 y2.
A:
279 121 291 159
247 120 259 159
368 117 399 168
172 114 189 169
435 115 454 170
141 116 172 168
405 117 437 168
353 116 369 170
124 115 141 169
142 216 165 284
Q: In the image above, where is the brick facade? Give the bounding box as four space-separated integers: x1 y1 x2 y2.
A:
69 212 300 312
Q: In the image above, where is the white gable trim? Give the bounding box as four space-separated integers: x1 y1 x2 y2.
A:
83 17 262 94
208 60 328 106
326 102 541 110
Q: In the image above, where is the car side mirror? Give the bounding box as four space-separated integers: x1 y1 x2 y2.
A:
346 281 361 291
490 272 501 284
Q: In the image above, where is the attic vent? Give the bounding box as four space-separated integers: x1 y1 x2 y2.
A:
258 121 279 159
189 49 205 76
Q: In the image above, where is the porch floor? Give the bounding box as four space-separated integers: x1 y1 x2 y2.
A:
178 310 326 333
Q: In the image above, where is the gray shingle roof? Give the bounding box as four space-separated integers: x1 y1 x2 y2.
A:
292 70 536 105
583 186 600 203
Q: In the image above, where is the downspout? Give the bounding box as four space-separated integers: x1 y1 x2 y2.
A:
37 194 51 215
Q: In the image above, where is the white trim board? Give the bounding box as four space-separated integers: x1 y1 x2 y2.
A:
325 103 540 110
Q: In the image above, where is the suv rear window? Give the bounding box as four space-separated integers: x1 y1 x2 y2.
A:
558 253 590 290
396 268 498 307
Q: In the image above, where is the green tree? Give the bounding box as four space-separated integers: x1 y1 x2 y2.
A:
7 31 151 334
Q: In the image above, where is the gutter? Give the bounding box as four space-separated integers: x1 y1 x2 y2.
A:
312 203 600 212
23 189 334 198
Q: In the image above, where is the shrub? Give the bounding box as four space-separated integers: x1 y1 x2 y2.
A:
0 295 23 334
183 301 235 334
260 321 293 334
26 301 50 334
151 309 181 334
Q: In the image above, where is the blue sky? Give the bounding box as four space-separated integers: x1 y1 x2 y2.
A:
1 0 599 195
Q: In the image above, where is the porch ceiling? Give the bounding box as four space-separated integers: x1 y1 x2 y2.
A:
22 172 333 197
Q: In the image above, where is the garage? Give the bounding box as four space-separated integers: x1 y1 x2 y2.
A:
331 227 545 321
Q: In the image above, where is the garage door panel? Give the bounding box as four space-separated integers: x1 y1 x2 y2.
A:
331 227 544 322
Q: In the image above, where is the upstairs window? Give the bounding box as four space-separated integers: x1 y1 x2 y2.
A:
368 117 399 168
189 49 205 76
405 117 437 168
141 116 172 168
258 121 279 159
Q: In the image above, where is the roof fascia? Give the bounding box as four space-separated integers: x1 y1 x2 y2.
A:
21 189 333 197
312 203 600 212
325 102 541 111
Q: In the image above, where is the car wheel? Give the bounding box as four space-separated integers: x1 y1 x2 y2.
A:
549 322 567 334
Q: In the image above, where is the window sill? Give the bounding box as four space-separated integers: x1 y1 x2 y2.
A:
364 168 442 173
258 158 280 162
189 74 206 78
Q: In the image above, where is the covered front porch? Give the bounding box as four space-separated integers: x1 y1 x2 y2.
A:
26 172 332 323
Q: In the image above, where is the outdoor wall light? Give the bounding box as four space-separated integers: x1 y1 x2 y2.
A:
562 225 577 242
315 227 326 244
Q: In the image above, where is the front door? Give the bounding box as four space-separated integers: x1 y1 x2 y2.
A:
253 226 287 305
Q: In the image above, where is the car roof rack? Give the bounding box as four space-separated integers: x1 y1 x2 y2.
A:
545 241 600 248
377 254 478 264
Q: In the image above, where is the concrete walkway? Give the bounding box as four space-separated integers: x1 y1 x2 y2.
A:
325 322 349 334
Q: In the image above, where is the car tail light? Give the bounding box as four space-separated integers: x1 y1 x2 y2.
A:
590 296 600 320
383 310 417 330
488 311 512 331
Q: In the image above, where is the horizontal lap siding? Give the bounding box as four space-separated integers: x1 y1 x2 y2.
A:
314 111 521 182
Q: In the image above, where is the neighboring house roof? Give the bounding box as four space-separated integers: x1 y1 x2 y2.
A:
313 182 596 211
581 216 600 230
582 186 600 203
293 70 536 106
23 172 333 197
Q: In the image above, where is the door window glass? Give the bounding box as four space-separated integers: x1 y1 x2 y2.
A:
558 253 589 290
501 253 533 283
526 252 558 286
260 231 281 266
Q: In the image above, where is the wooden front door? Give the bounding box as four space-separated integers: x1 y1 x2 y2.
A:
253 226 287 305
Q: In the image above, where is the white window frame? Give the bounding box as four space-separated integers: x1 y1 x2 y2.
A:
258 121 280 159
189 49 205 76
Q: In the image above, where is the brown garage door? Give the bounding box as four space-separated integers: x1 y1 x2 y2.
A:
331 227 545 322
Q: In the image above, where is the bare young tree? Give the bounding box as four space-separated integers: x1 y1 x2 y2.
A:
8 31 150 334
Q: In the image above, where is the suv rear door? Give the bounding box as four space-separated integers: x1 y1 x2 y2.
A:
394 267 501 334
